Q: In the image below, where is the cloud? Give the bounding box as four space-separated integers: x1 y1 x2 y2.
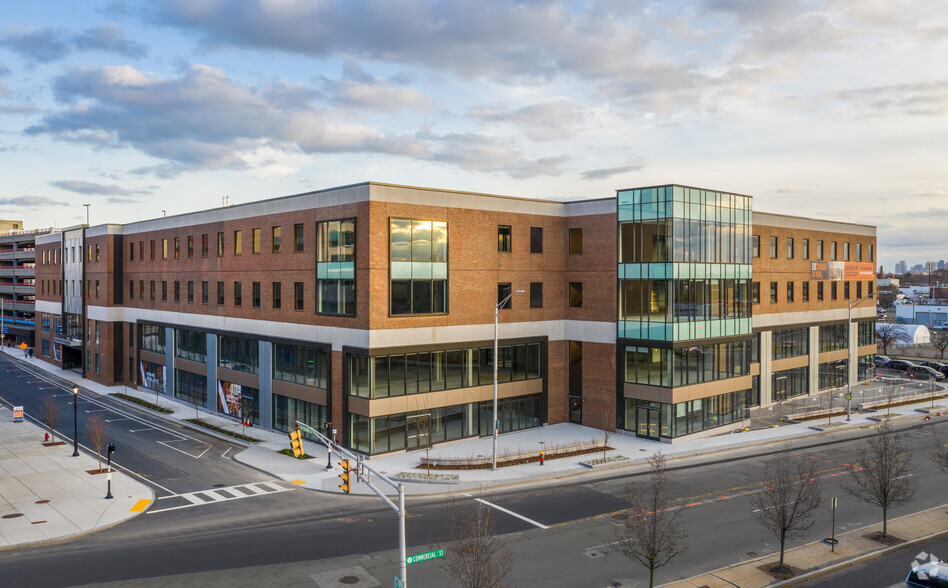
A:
145 0 655 82
0 26 69 63
0 23 146 63
0 195 68 207
322 61 434 112
50 179 151 196
28 64 427 177
72 23 147 58
424 132 571 179
581 161 645 180
824 80 948 116
468 101 583 142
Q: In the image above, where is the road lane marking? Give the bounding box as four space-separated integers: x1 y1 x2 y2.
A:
221 447 232 458
474 498 549 530
148 481 293 514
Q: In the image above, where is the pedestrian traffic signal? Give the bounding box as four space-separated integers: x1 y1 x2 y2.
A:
288 426 304 458
338 459 352 494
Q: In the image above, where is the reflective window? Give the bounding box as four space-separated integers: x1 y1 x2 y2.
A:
218 335 259 374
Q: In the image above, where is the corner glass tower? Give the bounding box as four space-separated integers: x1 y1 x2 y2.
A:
618 185 757 440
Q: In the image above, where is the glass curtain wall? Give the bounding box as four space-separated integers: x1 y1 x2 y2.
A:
617 185 752 342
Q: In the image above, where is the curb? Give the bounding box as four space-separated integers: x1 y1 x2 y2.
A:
771 526 948 587
663 503 948 588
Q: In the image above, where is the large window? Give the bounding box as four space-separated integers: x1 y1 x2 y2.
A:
568 228 583 254
175 329 206 363
174 369 206 407
218 335 259 374
624 340 752 387
773 327 808 359
772 366 809 401
273 395 326 439
819 323 848 352
625 388 758 438
273 344 328 389
390 218 447 315
348 343 542 399
317 218 356 315
858 320 875 346
139 324 165 354
819 360 847 391
530 227 543 253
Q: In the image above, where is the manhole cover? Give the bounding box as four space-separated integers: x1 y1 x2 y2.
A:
338 576 360 585
585 549 605 559
35 500 50 504
2 513 23 519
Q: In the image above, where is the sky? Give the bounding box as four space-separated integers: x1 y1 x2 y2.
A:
0 0 945 271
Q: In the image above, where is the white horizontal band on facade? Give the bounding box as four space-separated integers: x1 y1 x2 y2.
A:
35 300 62 314
84 305 618 350
752 305 876 329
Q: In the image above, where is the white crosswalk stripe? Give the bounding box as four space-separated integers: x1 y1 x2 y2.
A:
149 481 294 513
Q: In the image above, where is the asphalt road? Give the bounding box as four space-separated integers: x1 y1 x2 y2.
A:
0 355 273 499
0 353 947 587
799 531 948 587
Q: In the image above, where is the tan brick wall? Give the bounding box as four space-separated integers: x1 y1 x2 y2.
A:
752 224 877 316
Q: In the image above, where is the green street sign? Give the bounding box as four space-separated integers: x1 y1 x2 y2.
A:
406 549 445 564
298 423 318 435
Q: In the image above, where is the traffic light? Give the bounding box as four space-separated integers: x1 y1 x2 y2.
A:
338 459 352 494
288 426 304 458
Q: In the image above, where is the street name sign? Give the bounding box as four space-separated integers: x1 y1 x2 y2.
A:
406 549 444 564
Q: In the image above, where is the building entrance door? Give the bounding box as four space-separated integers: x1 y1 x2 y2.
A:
635 406 660 440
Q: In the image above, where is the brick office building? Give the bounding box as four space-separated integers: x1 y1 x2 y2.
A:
33 182 876 452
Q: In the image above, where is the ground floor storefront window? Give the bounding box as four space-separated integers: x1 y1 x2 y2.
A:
624 388 758 439
772 366 808 401
217 381 259 423
273 395 326 441
140 360 166 394
348 394 542 455
857 354 874 381
175 369 206 407
819 360 847 391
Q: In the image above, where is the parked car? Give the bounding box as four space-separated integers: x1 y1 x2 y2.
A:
907 365 944 380
906 560 948 587
874 355 891 367
884 359 915 372
919 361 948 376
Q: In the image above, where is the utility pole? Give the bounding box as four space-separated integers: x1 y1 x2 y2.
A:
299 422 408 586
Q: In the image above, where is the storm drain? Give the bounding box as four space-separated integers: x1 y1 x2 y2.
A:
2 513 23 519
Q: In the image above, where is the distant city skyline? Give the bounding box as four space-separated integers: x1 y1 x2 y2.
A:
1 1 945 272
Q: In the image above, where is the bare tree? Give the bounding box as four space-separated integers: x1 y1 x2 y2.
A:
38 397 61 443
86 414 107 471
843 420 917 539
930 329 948 360
749 448 822 572
616 453 686 588
441 495 512 588
933 439 948 475
876 323 908 356
883 382 903 416
599 401 616 461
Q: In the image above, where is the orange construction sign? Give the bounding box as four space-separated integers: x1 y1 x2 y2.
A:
18 342 27 350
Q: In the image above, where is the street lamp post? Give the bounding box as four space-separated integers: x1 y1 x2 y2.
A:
493 289 524 471
848 291 877 421
72 385 80 456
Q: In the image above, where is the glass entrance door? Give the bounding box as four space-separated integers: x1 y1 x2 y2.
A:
636 406 660 440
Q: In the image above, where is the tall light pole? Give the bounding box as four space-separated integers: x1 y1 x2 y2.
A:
83 204 90 226
72 385 80 456
493 288 524 471
848 291 877 420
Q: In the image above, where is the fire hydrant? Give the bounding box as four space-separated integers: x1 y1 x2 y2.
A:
44 432 49 442
539 450 544 466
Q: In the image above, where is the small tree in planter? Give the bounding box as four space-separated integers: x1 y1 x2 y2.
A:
38 397 61 444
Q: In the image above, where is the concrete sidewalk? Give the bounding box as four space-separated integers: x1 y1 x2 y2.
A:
0 406 154 550
5 347 946 498
666 503 948 587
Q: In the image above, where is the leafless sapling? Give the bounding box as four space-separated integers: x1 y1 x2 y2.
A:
38 397 61 443
876 322 908 356
843 420 917 539
86 414 107 471
933 438 948 475
615 453 686 588
441 495 512 588
929 329 948 360
748 447 822 572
